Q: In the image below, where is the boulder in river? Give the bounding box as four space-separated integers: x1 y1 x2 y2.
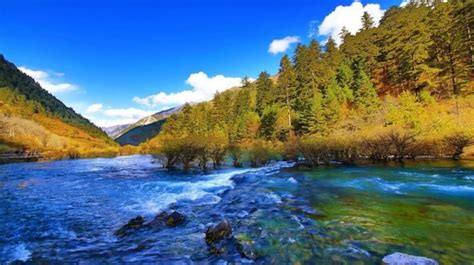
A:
382 252 439 265
165 211 186 227
205 220 232 245
146 211 186 229
146 212 169 229
114 215 144 237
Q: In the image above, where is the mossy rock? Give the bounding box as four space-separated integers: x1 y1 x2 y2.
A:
165 211 186 227
205 220 232 245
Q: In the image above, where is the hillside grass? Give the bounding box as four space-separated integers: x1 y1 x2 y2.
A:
0 87 119 159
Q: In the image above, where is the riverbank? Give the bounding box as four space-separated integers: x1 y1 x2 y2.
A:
1 147 473 170
0 151 41 164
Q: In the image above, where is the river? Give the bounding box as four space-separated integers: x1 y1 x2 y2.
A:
1 155 473 264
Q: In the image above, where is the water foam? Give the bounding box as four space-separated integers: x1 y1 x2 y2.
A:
5 244 31 262
287 177 297 183
126 162 293 215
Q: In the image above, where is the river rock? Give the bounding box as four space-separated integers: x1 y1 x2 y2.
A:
298 205 323 216
146 211 186 229
146 211 169 229
235 234 260 260
205 220 232 245
382 252 439 265
166 211 186 227
114 216 144 237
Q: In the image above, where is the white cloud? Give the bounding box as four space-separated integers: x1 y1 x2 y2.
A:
18 67 48 79
19 66 76 93
318 1 385 45
103 107 155 119
268 36 300 54
86 103 103 113
400 0 409 6
92 118 139 128
133 71 243 107
85 107 157 127
308 20 319 38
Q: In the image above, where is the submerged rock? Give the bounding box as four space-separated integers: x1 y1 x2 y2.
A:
205 220 232 245
230 174 246 184
146 212 169 229
146 211 186 229
298 205 323 216
235 234 260 260
114 216 145 237
382 252 439 265
166 211 186 227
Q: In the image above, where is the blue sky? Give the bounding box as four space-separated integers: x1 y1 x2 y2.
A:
0 0 402 127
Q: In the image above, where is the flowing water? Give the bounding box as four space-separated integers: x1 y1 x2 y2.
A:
0 155 473 264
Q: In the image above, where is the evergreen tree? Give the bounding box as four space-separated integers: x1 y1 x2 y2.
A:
276 55 297 129
361 11 375 31
259 105 278 140
323 37 346 104
351 58 380 111
211 90 234 130
336 62 355 102
323 79 342 124
307 91 326 134
429 2 461 96
377 5 433 93
233 85 252 117
255 71 274 116
339 26 351 45
444 0 474 95
293 40 324 134
324 37 343 76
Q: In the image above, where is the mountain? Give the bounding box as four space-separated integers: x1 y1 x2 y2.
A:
102 124 130 138
0 54 116 158
115 105 184 146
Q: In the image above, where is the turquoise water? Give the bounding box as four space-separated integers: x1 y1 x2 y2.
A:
1 156 473 264
272 161 474 264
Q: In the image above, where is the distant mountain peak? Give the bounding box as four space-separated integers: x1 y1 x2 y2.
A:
112 105 185 145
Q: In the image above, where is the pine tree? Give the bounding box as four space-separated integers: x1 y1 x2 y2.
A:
293 40 324 134
259 105 278 140
361 11 375 31
255 71 274 116
324 37 343 76
336 62 354 102
377 5 433 93
323 79 342 124
450 1 474 95
339 26 351 45
429 2 460 96
233 85 252 117
211 90 234 130
276 55 297 129
307 91 326 134
351 58 380 111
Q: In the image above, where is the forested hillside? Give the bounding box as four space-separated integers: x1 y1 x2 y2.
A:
142 0 473 169
0 55 117 159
